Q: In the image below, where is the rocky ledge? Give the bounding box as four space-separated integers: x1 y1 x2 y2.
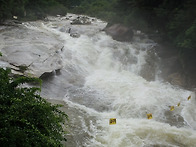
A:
0 22 63 78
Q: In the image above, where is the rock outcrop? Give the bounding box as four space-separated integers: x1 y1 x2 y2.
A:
70 16 91 25
0 24 63 78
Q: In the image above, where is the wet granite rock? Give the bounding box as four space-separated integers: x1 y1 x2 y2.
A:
104 24 133 42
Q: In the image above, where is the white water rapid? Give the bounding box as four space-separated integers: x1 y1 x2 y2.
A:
1 14 196 147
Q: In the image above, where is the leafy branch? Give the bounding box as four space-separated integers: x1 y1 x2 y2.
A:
0 68 68 147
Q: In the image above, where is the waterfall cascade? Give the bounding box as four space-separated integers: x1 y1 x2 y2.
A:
0 14 196 147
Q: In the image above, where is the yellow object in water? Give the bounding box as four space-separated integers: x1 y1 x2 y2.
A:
177 102 180 107
170 106 174 111
147 113 153 119
109 118 116 125
187 95 191 100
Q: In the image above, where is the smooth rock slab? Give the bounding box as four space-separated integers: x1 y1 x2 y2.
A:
0 24 63 77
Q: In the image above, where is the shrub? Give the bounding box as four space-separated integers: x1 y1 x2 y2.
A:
0 68 68 147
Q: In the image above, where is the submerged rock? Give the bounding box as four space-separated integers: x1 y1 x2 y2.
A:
70 33 80 38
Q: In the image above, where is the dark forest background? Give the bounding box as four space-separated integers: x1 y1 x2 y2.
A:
1 0 196 71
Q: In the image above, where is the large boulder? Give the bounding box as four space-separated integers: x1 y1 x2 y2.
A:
0 25 63 78
167 72 186 87
104 24 133 42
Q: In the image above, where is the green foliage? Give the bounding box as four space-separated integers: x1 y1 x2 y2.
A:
71 0 118 22
24 0 68 20
0 0 68 21
0 1 20 20
18 65 28 73
0 0 26 21
181 20 196 49
0 68 68 147
123 8 148 30
41 3 68 17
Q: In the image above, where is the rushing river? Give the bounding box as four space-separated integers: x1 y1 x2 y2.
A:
1 14 196 147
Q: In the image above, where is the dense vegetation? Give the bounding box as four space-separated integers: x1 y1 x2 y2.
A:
0 0 67 21
0 67 68 146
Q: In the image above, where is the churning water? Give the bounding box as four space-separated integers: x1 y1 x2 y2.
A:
21 14 196 146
